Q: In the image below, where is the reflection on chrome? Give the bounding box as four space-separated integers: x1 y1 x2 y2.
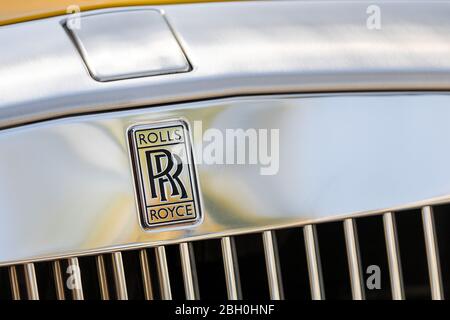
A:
2 93 450 265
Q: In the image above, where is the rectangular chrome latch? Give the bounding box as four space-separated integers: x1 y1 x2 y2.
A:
66 9 190 82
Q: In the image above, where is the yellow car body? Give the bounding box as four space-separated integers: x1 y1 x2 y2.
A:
0 0 229 25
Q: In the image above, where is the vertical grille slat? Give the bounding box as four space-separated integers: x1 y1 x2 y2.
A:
139 249 154 300
1 204 449 300
421 206 444 300
221 237 242 300
303 225 325 300
179 242 200 300
111 252 128 300
262 231 284 300
8 266 21 300
343 219 365 300
383 212 405 300
52 261 65 300
68 258 84 300
155 246 172 300
24 263 39 300
96 255 110 300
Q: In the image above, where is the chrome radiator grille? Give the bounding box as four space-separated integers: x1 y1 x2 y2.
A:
0 205 447 300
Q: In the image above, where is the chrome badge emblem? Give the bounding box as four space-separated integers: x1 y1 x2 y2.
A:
129 120 202 229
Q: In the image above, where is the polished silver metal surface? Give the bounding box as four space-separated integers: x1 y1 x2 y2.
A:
67 10 189 82
179 242 199 300
68 257 84 300
8 266 20 300
2 2 450 128
111 252 128 300
96 255 110 300
0 211 445 300
221 237 242 300
421 206 444 300
139 249 154 300
262 231 284 300
383 212 405 300
52 261 66 300
5 93 450 265
24 263 39 300
303 225 325 300
2 0 450 301
343 219 365 300
155 246 172 300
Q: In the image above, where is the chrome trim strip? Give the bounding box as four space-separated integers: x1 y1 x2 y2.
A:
421 206 444 300
96 255 110 300
5 93 450 265
68 258 84 300
52 261 66 300
155 246 172 300
262 231 284 300
343 219 365 300
221 237 242 300
179 242 199 300
24 263 39 300
303 225 324 300
2 2 450 128
111 252 128 300
8 266 21 300
383 212 405 300
139 249 154 300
